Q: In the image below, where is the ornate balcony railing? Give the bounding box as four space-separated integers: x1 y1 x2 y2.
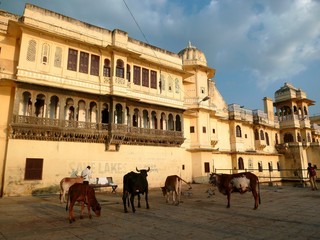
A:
10 115 185 149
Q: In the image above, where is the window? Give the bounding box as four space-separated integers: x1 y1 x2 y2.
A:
203 127 206 133
277 161 280 171
79 51 89 73
103 59 111 77
41 43 50 65
142 68 149 87
25 158 43 180
54 47 62 68
258 162 263 172
27 39 36 62
160 74 165 93
238 157 244 170
212 128 215 134
151 70 157 89
254 129 259 140
175 78 180 93
190 126 195 133
268 162 273 172
175 115 181 132
168 77 173 92
90 54 100 76
133 66 141 85
204 162 210 173
67 48 78 71
116 59 124 78
284 133 294 143
236 125 242 137
126 64 131 81
265 132 269 145
275 133 279 144
260 130 265 140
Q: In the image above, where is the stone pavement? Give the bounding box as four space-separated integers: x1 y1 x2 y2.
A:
0 183 319 240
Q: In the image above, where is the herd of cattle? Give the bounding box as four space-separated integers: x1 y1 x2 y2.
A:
60 168 261 223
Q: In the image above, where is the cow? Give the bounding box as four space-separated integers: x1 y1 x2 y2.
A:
65 183 101 223
122 167 150 213
59 176 84 203
209 172 261 210
161 175 192 205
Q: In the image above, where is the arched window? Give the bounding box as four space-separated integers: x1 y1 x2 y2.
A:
115 104 123 124
238 157 244 170
77 100 86 122
21 91 32 116
297 133 301 142
254 129 259 140
126 64 131 81
160 74 165 93
103 59 111 77
41 43 50 65
284 133 294 143
304 106 308 116
168 114 174 131
175 115 181 132
65 98 74 120
116 59 124 78
151 111 157 129
260 130 265 140
142 110 149 128
307 133 311 142
133 108 139 127
35 94 46 118
168 76 173 92
101 103 109 126
89 102 97 123
275 133 279 145
49 95 59 119
54 47 62 68
27 39 36 62
175 78 180 94
236 125 242 137
258 162 263 172
160 112 166 130
265 132 269 145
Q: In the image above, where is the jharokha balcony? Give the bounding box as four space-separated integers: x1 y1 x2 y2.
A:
10 115 185 150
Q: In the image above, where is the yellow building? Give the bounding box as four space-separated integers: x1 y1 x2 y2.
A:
0 4 319 196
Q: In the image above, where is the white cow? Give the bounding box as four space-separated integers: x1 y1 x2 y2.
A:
59 176 84 203
161 175 192 205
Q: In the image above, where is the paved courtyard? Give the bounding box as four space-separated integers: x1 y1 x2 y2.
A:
0 183 319 240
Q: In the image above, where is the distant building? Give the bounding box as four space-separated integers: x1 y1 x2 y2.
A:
0 4 319 196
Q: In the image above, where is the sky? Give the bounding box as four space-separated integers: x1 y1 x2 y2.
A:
1 0 320 115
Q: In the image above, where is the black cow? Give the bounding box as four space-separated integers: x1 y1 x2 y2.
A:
122 167 150 213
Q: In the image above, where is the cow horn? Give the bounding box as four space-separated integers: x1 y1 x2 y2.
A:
136 167 140 172
147 167 150 172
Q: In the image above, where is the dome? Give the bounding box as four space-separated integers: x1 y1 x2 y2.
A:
178 41 207 66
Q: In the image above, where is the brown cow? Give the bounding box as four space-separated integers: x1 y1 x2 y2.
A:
161 175 192 205
209 172 261 210
59 176 84 203
66 183 101 223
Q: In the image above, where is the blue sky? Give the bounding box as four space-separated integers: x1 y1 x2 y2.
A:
2 0 320 115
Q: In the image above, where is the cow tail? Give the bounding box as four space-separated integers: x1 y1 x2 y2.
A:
179 177 192 190
258 178 261 205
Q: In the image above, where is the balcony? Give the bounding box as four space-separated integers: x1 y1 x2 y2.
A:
10 115 185 150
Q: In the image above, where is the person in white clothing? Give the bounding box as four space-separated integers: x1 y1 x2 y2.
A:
81 166 92 184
